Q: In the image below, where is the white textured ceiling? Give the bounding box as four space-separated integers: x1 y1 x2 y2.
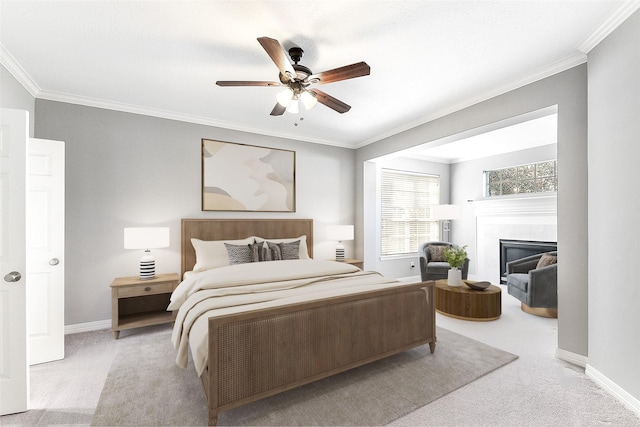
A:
1 1 638 150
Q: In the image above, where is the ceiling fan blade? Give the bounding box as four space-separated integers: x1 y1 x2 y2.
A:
216 81 281 87
257 37 296 81
270 103 286 116
309 89 351 114
310 61 370 85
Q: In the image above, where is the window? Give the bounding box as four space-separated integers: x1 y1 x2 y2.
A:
381 169 440 257
485 160 557 197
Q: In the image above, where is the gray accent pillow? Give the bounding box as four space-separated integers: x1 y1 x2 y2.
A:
248 241 273 262
224 243 253 265
279 240 300 260
429 245 447 262
267 241 282 261
267 240 300 261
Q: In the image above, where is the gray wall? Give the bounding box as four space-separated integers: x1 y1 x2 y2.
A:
1 64 35 135
33 100 356 325
356 65 589 358
587 10 640 400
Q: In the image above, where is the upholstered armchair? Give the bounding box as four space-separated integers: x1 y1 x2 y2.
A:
418 241 469 281
506 251 557 317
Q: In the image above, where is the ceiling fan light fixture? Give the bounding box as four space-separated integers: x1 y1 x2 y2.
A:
301 90 317 110
286 96 300 114
276 88 293 107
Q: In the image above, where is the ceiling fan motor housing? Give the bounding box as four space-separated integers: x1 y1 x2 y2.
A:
288 46 304 63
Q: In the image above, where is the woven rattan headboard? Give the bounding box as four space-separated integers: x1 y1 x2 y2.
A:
180 218 314 278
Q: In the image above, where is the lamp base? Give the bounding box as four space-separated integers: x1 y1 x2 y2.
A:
335 242 345 262
139 251 155 280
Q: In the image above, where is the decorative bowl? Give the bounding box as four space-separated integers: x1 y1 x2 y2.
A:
464 280 491 291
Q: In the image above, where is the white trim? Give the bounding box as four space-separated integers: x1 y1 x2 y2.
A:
578 1 640 53
64 319 111 335
473 194 557 217
34 90 355 149
555 347 588 368
586 364 640 418
0 45 40 96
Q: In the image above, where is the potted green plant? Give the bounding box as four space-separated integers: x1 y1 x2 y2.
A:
443 245 467 287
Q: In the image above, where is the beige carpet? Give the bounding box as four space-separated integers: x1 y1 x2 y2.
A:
91 326 517 426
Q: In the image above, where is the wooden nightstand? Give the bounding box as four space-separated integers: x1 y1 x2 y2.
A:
110 272 180 339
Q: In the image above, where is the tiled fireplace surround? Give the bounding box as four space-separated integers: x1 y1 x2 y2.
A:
473 195 557 284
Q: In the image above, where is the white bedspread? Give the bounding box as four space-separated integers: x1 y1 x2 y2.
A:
170 260 406 376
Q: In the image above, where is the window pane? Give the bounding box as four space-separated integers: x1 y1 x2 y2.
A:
484 160 557 197
518 165 535 179
488 183 501 196
537 161 555 177
503 168 517 181
502 182 517 195
381 169 440 256
487 170 501 184
520 179 536 193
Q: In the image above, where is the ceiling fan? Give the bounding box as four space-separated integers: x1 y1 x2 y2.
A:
216 37 370 116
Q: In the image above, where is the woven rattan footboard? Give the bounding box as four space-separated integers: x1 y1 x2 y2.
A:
201 281 436 425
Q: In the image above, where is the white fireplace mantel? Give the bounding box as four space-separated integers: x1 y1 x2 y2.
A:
473 194 557 217
473 194 557 284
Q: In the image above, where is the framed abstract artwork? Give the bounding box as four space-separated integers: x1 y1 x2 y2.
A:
201 139 296 212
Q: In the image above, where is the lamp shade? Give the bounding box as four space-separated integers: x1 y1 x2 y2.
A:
326 225 354 241
431 204 461 220
301 90 317 110
276 88 293 107
124 227 170 280
124 227 170 250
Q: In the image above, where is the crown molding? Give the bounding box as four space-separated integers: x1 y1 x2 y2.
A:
35 89 353 149
0 44 40 96
578 1 640 53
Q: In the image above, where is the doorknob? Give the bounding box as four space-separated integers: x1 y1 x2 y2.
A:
49 258 60 266
4 271 22 283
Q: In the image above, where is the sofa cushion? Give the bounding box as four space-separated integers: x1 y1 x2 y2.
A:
429 245 447 262
536 253 557 269
507 273 529 292
426 261 451 272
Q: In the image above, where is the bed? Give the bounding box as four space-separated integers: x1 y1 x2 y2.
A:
173 218 436 426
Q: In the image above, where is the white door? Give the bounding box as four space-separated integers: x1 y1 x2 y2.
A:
27 138 64 365
0 108 29 415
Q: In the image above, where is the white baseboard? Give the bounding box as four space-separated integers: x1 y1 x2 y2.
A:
64 319 111 335
586 364 640 419
555 347 588 368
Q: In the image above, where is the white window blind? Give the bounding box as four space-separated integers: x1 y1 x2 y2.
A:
381 169 440 256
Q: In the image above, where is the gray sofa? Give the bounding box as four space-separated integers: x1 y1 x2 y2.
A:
506 251 557 316
418 241 469 281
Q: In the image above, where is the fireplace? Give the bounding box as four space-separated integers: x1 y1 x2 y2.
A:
499 239 557 283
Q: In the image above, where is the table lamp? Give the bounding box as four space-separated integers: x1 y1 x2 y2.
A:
124 227 170 279
326 225 354 262
431 204 460 243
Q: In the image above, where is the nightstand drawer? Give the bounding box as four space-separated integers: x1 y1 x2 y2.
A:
118 281 175 298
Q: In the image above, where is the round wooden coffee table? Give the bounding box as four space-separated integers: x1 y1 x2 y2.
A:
435 280 501 321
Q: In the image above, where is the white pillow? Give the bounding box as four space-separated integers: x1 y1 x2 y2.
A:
254 235 311 260
191 236 256 272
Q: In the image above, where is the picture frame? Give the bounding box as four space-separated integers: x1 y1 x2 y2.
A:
201 139 296 212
